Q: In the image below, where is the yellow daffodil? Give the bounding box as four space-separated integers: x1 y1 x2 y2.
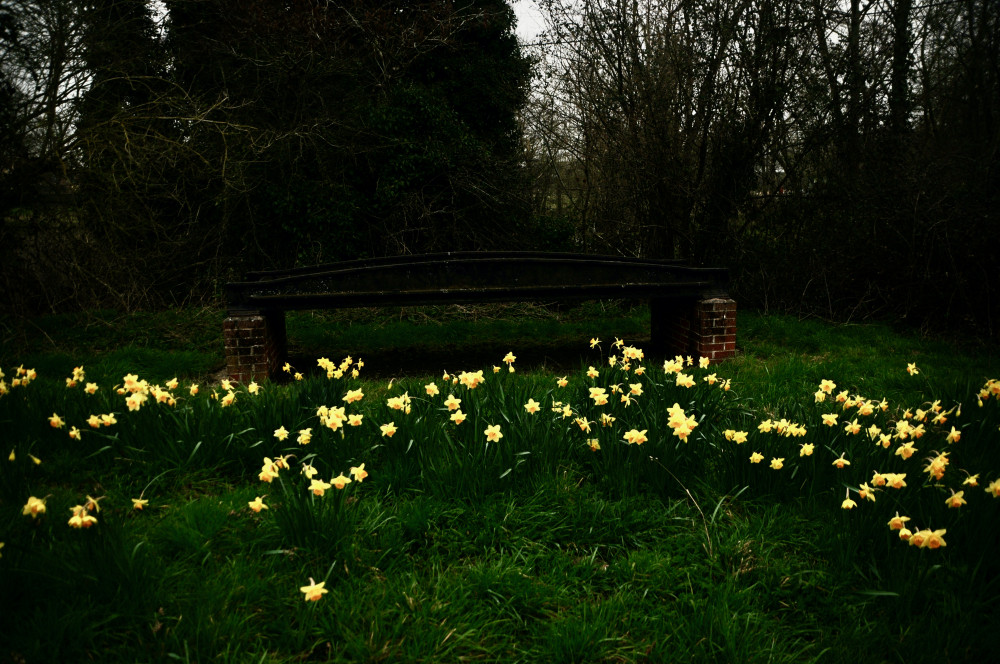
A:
557 376 569 387
924 451 949 481
699 356 710 369
49 413 65 429
425 382 439 396
749 452 764 463
82 495 103 513
274 426 289 441
623 429 648 445
906 363 919 375
832 453 851 469
126 392 147 411
770 457 784 470
663 358 682 374
343 388 364 404
945 491 966 508
675 373 695 388
132 498 149 510
945 426 961 444
886 473 907 489
22 496 46 518
858 483 876 502
524 398 541 414
821 413 838 427
259 458 279 483
587 438 601 451
924 529 947 549
297 428 312 445
300 578 328 602
887 513 910 530
350 464 368 482
800 443 814 457
984 478 1000 497
503 352 516 365
484 424 503 442
589 387 608 406
459 370 486 389
444 394 461 411
221 391 236 407
7 449 14 462
331 473 352 490
348 414 363 426
380 422 397 438
841 496 857 510
294 373 303 381
450 410 466 425
309 478 332 496
590 337 601 348
68 506 97 529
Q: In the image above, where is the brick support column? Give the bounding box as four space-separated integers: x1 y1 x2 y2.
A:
651 297 737 361
691 297 736 361
223 310 287 383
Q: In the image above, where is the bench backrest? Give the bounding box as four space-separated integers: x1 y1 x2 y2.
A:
226 252 728 312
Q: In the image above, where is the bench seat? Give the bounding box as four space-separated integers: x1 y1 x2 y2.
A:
223 252 736 381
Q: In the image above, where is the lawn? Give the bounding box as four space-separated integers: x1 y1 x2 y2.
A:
1 304 998 663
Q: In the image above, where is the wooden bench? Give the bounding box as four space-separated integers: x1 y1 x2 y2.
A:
223 251 736 382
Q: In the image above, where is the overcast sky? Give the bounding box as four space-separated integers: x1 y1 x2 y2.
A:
512 0 546 44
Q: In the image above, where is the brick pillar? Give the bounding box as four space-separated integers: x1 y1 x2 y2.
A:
223 311 287 383
651 297 736 361
692 297 737 361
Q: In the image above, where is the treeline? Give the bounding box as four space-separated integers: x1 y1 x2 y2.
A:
523 0 998 335
1 1 997 337
1 0 532 311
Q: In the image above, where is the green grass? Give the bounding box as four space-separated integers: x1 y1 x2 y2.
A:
1 305 999 662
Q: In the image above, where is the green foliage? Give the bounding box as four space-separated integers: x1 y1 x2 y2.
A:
2 311 999 661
